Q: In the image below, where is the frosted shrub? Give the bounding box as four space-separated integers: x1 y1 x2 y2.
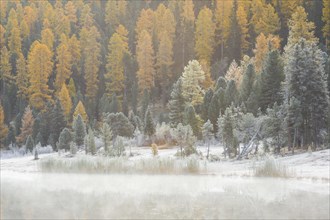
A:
110 136 125 157
151 143 158 156
171 123 197 157
186 156 200 173
154 123 172 145
70 142 78 155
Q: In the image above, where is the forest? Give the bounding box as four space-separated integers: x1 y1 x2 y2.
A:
0 0 329 155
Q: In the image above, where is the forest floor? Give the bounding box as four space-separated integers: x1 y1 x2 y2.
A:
1 146 329 219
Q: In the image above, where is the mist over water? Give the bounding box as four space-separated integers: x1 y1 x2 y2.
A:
1 171 329 219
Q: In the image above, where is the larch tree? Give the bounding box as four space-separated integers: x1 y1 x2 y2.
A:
73 101 88 123
136 30 155 93
225 60 243 88
252 2 280 36
254 33 281 73
41 27 54 53
27 41 53 111
82 26 101 109
105 25 129 100
0 25 5 48
16 106 34 145
236 5 249 55
0 104 8 147
64 1 77 24
0 47 14 88
287 6 318 47
7 9 22 56
135 8 155 40
322 0 330 52
15 53 29 101
105 0 127 33
58 83 72 121
55 39 72 92
68 35 81 72
195 7 215 67
181 60 205 106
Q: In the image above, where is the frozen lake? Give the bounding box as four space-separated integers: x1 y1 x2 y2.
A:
1 170 329 219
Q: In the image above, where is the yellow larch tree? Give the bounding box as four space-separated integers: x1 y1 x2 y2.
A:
24 5 38 32
73 101 88 122
287 6 318 46
0 25 5 48
236 5 249 55
16 106 34 145
27 41 53 111
155 4 176 43
58 83 72 121
55 38 72 92
105 25 129 100
41 27 55 52
323 0 330 51
67 78 77 100
251 1 280 36
136 30 155 93
0 104 8 147
15 53 29 101
200 59 214 89
68 34 81 71
65 1 77 24
135 8 155 40
0 47 14 86
254 33 281 73
215 0 233 49
7 9 22 56
105 0 127 31
83 26 101 103
195 7 215 67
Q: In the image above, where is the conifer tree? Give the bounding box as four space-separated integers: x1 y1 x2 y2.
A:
201 89 214 122
58 84 72 121
240 64 256 103
227 0 242 62
236 5 249 55
0 104 8 147
168 79 185 128
73 114 86 147
144 107 155 138
55 40 72 91
16 106 34 145
86 127 96 155
136 30 155 93
25 135 34 153
202 119 213 159
181 60 205 106
51 101 66 145
27 41 53 110
0 47 13 89
225 80 239 107
57 128 71 151
260 50 284 112
109 94 119 113
195 7 215 66
184 105 201 139
284 38 329 148
100 122 112 153
73 101 88 122
322 0 330 52
15 54 29 101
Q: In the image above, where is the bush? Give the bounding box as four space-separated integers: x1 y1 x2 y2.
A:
154 123 172 145
151 143 158 156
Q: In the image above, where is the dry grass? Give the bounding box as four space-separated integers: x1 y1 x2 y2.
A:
254 157 294 178
39 155 205 174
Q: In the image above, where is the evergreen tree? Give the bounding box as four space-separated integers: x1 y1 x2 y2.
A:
57 128 72 151
73 101 88 122
260 50 284 112
227 0 241 62
141 89 149 120
100 122 112 153
0 104 8 147
144 107 155 138
168 79 185 127
240 63 256 103
109 94 119 113
51 101 66 145
25 135 34 153
99 94 111 114
73 114 86 147
201 89 214 121
39 103 52 147
225 80 239 107
86 128 96 155
208 88 225 133
202 119 213 159
104 112 134 138
284 39 329 148
58 84 72 121
217 108 235 158
184 105 201 139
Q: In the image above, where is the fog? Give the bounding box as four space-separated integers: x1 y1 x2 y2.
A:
1 171 329 219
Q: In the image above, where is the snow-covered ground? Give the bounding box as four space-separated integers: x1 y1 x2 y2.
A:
1 146 329 219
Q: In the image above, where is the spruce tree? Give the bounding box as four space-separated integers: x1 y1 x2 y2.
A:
104 112 134 138
51 100 66 145
225 80 239 107
73 114 86 147
240 63 256 103
184 105 201 139
25 135 34 153
284 39 329 148
109 94 119 113
39 103 52 146
260 50 284 112
86 128 96 155
57 128 72 151
100 122 112 153
168 79 185 127
201 89 214 121
141 89 149 120
144 107 155 138
227 0 241 62
99 94 111 114
217 108 235 158
215 77 227 91
202 120 213 159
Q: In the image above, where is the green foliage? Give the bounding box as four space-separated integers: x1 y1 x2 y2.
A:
168 78 185 128
73 114 86 147
144 107 155 137
25 135 34 153
104 112 134 138
57 128 72 151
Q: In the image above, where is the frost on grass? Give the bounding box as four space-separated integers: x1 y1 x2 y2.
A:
254 157 294 178
39 155 205 174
